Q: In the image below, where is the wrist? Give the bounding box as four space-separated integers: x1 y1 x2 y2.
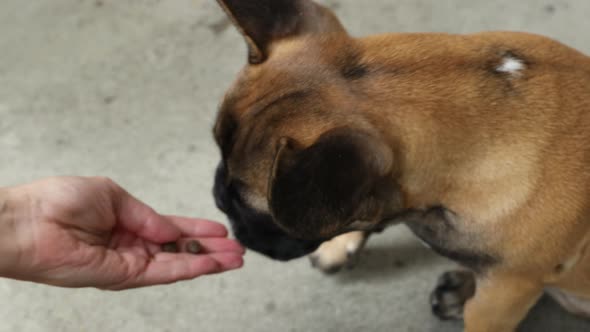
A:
0 187 25 278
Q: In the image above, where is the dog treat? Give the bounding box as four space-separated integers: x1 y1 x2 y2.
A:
161 242 179 253
185 240 202 254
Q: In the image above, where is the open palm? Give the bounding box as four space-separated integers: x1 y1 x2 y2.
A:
6 177 244 289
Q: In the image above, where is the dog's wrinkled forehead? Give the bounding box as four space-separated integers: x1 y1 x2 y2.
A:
214 52 363 162
212 0 370 164
215 77 308 155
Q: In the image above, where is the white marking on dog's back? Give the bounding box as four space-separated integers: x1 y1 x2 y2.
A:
496 56 525 76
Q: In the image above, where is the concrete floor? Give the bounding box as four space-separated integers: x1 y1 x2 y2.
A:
1 0 589 331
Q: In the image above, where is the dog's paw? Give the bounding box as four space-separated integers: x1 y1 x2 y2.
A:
308 231 367 274
430 270 476 320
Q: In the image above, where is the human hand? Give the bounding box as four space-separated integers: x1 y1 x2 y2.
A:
0 176 244 290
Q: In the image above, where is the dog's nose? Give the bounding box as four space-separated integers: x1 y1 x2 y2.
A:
213 163 229 213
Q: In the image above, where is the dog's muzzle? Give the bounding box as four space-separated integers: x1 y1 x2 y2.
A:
213 163 323 261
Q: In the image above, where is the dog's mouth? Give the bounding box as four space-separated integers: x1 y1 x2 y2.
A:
213 163 324 261
226 211 324 261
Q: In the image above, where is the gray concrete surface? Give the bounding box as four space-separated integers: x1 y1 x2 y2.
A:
1 0 589 331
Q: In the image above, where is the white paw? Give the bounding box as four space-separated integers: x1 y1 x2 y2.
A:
309 231 367 273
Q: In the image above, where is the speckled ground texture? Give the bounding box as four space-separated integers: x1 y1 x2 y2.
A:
1 1 589 331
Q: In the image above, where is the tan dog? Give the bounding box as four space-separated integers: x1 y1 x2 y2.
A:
211 0 590 331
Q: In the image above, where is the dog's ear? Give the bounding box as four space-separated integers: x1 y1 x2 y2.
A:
216 0 345 64
268 128 393 240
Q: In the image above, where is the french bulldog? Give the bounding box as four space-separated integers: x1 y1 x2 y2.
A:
212 1 590 331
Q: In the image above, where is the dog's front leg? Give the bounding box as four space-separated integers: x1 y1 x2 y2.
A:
309 231 369 273
463 273 543 332
400 207 496 272
399 207 544 331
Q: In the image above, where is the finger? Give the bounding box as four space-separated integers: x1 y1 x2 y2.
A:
100 249 244 290
120 252 243 288
208 252 244 271
165 216 229 238
154 252 243 271
128 255 221 288
145 241 163 256
114 191 181 243
175 238 245 254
